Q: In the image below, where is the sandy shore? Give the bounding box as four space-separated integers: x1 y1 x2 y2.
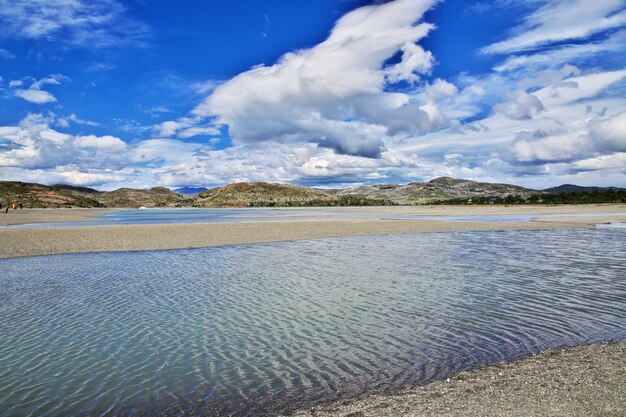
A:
1 204 625 226
0 205 625 259
288 341 626 417
0 208 116 226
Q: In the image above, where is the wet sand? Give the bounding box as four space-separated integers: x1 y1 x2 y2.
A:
1 204 625 226
288 341 625 417
0 205 625 259
0 208 115 226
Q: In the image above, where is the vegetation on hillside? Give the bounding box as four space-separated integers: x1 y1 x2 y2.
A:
0 178 623 208
431 189 626 205
196 182 336 207
0 182 103 208
96 187 188 208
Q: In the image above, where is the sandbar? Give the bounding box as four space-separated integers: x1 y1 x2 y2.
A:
0 205 624 259
0 208 117 226
288 341 625 417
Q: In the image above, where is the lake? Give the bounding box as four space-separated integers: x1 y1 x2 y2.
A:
1 227 624 416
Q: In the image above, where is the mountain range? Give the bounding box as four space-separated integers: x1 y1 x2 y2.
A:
0 178 624 208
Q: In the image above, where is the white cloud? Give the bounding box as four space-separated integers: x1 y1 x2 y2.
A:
74 135 127 151
30 75 62 90
494 91 545 120
0 0 150 49
177 127 220 139
12 74 67 105
193 0 439 157
0 1 625 190
494 30 626 72
573 152 626 171
482 0 626 54
145 106 173 116
57 113 100 127
153 118 220 139
394 70 626 187
384 42 433 84
15 89 57 104
154 120 187 138
512 132 591 162
590 110 626 152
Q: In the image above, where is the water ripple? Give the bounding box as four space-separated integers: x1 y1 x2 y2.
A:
0 228 625 416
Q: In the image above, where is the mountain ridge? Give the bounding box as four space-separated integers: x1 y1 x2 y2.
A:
0 178 624 208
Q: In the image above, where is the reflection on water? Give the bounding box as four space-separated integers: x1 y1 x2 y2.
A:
0 228 624 416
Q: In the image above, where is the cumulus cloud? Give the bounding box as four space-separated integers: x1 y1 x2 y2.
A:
512 132 592 162
573 152 626 171
1 1 625 190
494 91 545 120
193 0 439 158
0 0 150 49
0 114 126 172
590 110 626 152
393 69 626 187
74 135 127 151
384 42 433 84
482 0 626 54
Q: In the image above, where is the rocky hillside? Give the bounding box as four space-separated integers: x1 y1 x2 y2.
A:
0 182 104 208
95 187 191 208
1 178 623 208
195 182 336 207
330 177 538 204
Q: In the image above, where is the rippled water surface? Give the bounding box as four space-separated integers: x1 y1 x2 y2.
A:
1 228 625 416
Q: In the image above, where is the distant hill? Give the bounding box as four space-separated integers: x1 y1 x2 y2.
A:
196 182 336 207
0 182 104 208
174 187 208 195
96 187 189 208
543 184 625 194
330 177 537 204
1 178 624 208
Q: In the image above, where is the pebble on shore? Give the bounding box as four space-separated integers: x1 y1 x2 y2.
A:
288 341 625 417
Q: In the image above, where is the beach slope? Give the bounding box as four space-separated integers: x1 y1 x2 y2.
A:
288 341 625 417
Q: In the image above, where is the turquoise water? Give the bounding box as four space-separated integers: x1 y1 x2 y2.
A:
1 228 625 416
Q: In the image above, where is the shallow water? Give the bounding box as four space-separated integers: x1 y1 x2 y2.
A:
5 207 625 229
0 228 625 416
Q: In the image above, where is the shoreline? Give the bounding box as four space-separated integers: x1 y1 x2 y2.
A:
0 218 616 260
0 208 117 226
288 341 626 417
1 205 625 259
1 204 625 226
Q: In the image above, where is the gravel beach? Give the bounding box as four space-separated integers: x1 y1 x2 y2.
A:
288 341 626 417
0 205 625 259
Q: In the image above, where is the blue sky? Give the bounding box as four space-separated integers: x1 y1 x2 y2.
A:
0 0 625 190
